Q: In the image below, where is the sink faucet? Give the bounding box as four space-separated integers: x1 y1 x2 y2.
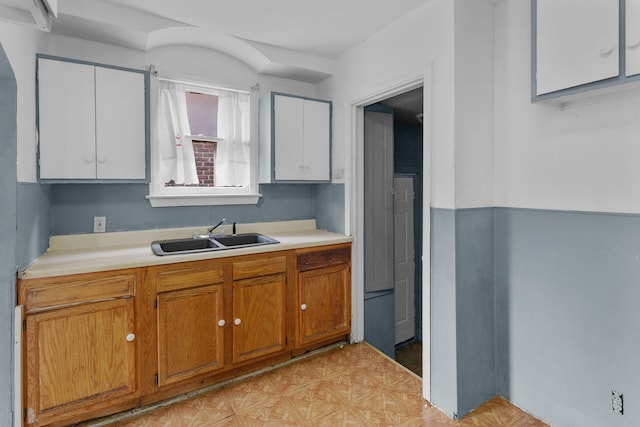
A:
208 218 226 235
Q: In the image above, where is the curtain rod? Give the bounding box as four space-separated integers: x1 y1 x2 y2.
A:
157 76 252 95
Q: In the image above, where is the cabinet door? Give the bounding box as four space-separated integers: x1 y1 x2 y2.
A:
274 95 304 180
95 67 146 179
298 263 351 347
38 58 96 179
627 0 640 76
157 285 225 387
536 0 619 95
302 100 331 181
25 298 137 426
232 274 286 364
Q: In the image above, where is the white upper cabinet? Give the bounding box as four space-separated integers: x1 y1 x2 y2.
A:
38 59 96 180
273 95 305 181
38 56 148 182
535 0 619 95
94 67 146 180
300 99 331 181
627 0 640 76
260 93 331 183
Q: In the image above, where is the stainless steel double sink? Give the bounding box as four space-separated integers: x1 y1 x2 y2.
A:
151 233 279 256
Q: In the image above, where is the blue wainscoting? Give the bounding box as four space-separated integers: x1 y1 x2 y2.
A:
430 208 459 418
455 207 496 417
16 181 344 269
431 207 496 419
364 290 396 358
16 182 51 269
313 183 345 234
49 183 344 235
495 207 640 427
0 43 17 425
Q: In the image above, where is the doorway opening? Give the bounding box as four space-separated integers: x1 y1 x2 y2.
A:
362 86 424 377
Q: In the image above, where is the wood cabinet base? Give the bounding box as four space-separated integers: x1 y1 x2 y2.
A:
140 351 292 407
19 244 351 426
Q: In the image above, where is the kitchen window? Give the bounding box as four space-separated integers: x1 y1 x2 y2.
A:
147 78 259 206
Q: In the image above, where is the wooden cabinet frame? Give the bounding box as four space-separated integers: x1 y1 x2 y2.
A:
18 269 141 427
294 244 352 354
18 244 350 425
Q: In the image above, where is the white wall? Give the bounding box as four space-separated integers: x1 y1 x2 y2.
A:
495 0 640 214
454 0 495 208
316 0 463 414
317 0 457 209
319 0 499 210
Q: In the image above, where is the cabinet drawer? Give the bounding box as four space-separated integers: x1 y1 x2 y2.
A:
156 264 224 292
233 255 287 280
297 246 351 272
22 273 135 311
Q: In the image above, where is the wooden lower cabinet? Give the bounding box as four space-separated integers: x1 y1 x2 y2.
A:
296 244 351 350
19 243 351 425
232 273 287 364
22 289 138 426
157 284 225 386
148 260 227 393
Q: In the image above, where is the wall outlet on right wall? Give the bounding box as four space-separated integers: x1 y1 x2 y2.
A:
612 390 623 415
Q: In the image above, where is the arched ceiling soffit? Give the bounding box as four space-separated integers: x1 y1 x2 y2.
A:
146 26 271 73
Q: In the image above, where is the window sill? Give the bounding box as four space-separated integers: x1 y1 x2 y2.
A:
146 193 261 207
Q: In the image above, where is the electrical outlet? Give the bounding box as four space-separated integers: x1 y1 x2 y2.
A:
612 390 623 415
93 216 106 233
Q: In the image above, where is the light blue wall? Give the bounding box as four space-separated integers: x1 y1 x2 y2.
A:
16 183 51 269
495 208 640 427
431 208 458 418
49 183 344 235
455 208 495 416
431 208 496 419
0 43 17 425
432 206 640 425
313 183 345 234
364 290 395 358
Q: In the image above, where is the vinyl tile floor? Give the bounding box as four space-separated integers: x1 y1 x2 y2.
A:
91 342 547 426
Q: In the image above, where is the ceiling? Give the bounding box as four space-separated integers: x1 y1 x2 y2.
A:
0 0 426 120
0 0 430 82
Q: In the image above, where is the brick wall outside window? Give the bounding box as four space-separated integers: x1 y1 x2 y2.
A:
165 140 217 187
193 141 216 186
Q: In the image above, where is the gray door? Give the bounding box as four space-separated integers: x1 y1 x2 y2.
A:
363 108 395 358
364 110 394 293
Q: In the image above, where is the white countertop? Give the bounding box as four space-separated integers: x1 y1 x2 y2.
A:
20 220 352 279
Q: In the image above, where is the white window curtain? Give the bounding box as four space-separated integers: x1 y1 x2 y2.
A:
156 81 199 185
216 90 250 187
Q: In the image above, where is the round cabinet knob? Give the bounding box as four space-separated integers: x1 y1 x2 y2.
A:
600 45 615 56
126 333 136 342
97 156 106 163
304 164 310 169
218 319 226 327
299 164 305 169
301 304 307 311
84 155 94 163
628 38 640 49
234 318 242 326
